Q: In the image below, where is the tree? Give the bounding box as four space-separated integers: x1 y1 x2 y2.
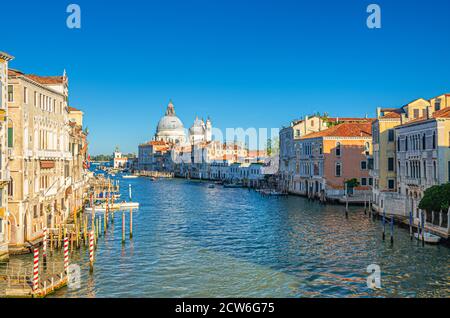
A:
266 138 272 156
419 183 450 212
345 178 360 188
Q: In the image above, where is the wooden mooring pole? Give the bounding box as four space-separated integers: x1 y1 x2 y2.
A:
130 207 133 239
43 227 48 265
122 211 125 244
89 230 95 273
409 211 413 240
382 210 386 241
33 248 39 292
390 216 394 245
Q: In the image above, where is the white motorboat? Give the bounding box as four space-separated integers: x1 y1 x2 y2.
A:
122 175 138 179
85 201 139 213
414 232 441 244
120 202 140 209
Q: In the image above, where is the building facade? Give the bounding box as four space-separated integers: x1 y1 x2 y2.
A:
370 94 450 216
297 121 373 201
0 51 13 260
68 110 90 216
279 116 331 192
7 68 72 250
396 107 450 220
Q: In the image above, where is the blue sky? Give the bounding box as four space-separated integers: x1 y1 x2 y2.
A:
2 0 450 154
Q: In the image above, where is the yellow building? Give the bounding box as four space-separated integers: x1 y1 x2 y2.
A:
0 51 14 260
7 68 72 251
371 94 450 215
371 108 402 212
68 106 84 127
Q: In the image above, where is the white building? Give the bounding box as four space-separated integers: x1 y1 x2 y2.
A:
396 107 450 220
0 51 13 260
189 116 212 144
113 147 127 169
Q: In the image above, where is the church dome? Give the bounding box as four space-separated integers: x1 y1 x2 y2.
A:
189 117 204 135
155 101 186 143
157 116 184 132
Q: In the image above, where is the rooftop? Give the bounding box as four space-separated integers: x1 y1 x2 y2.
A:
301 121 373 139
397 107 450 128
8 68 65 85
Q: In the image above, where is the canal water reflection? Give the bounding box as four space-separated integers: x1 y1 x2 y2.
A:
14 178 450 297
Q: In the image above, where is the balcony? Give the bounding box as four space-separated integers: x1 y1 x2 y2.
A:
0 169 10 185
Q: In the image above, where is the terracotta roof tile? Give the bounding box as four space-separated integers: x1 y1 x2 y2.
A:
327 117 374 123
301 121 373 139
8 68 64 85
68 106 81 112
25 74 64 85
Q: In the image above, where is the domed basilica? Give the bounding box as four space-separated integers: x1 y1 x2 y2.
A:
154 100 212 145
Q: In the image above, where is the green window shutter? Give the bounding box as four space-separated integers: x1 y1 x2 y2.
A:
8 127 13 148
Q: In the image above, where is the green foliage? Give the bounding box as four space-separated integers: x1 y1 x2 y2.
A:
91 154 113 162
419 183 450 212
266 137 280 157
267 138 272 156
345 178 360 188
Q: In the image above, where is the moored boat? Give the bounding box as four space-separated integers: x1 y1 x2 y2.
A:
85 201 140 213
223 183 244 188
122 175 138 179
414 232 441 244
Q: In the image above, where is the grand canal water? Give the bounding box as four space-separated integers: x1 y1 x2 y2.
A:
12 177 450 297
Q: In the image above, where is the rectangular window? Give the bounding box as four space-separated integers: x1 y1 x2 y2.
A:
24 87 28 104
361 161 367 170
368 178 373 186
34 91 37 106
368 158 374 170
435 100 441 111
7 85 13 102
388 179 395 190
335 163 342 177
388 157 394 172
361 178 367 186
7 127 13 148
388 129 394 142
413 109 420 118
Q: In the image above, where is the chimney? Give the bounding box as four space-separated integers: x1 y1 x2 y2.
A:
426 106 431 119
376 107 381 118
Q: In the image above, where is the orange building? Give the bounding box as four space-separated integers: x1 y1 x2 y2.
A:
297 121 373 201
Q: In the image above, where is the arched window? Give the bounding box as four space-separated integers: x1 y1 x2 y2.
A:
422 134 426 150
423 161 427 180
432 132 436 149
433 161 437 180
397 137 401 151
405 136 408 151
336 142 341 157
364 142 370 155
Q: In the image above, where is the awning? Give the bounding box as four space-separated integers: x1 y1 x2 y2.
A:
40 160 55 169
